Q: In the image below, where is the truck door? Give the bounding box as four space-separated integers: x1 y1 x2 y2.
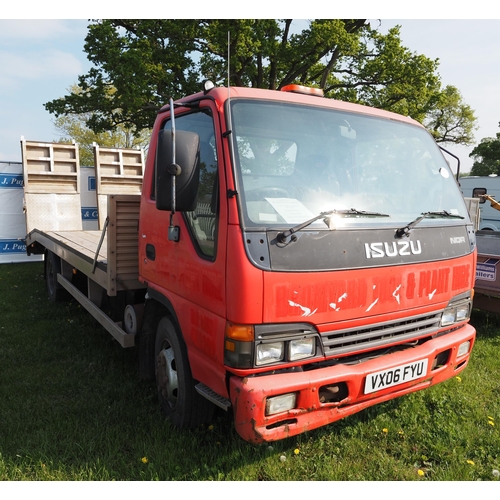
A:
142 104 228 391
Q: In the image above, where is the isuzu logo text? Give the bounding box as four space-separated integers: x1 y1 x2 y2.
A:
365 240 422 259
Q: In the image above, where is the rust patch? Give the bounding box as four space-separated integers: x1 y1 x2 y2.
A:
250 418 264 444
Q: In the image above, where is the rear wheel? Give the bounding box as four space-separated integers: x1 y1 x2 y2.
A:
44 251 66 302
155 316 214 428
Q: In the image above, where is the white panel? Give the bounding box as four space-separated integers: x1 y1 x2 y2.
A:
25 193 83 233
0 161 42 263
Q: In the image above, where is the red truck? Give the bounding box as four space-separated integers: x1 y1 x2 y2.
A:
23 84 476 443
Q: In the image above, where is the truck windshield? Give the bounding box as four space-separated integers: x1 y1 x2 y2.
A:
229 99 469 231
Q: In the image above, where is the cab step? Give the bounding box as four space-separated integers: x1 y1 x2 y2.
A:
195 383 231 411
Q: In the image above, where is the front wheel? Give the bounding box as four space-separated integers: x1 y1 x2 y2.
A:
155 316 214 428
44 251 66 302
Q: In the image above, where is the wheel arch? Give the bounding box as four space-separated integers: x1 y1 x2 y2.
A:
479 224 497 231
138 287 182 380
154 314 215 427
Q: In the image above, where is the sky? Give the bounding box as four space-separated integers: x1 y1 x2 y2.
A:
1 13 500 173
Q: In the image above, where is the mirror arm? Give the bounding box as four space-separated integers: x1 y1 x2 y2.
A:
439 145 461 182
168 97 180 242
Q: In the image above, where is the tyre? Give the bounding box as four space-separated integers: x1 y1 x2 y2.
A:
44 251 66 302
155 316 214 428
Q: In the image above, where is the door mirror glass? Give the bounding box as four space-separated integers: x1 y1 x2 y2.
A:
155 129 200 212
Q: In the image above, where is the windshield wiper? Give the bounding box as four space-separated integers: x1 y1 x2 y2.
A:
396 211 465 238
333 208 390 218
276 208 390 243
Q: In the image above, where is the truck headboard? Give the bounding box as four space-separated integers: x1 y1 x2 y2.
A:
93 144 145 230
21 138 82 234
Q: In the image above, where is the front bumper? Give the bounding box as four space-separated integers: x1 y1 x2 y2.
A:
230 324 475 443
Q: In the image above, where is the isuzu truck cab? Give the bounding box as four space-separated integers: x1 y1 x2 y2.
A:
138 84 476 442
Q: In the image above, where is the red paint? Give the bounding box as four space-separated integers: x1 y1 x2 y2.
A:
263 256 472 324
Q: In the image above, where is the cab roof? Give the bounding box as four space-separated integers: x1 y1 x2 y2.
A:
165 85 422 128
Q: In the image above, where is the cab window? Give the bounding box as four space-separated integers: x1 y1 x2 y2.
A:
162 110 219 258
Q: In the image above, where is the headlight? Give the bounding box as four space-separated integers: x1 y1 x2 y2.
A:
256 342 284 366
266 393 297 416
289 337 315 361
226 323 319 369
441 309 456 326
441 298 471 327
256 336 317 366
457 340 471 357
456 304 470 322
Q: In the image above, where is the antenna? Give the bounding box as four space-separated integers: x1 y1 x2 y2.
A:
227 31 233 131
225 30 237 200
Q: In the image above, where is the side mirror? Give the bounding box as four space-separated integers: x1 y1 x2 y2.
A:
155 129 200 212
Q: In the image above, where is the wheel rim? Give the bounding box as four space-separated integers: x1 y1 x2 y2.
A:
157 345 178 408
123 305 137 335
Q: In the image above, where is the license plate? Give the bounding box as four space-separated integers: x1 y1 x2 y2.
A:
364 358 428 394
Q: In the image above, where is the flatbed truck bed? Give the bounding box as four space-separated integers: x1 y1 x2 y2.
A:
22 139 145 348
27 228 107 276
25 194 144 348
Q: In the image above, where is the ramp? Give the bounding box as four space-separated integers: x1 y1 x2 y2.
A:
21 138 82 234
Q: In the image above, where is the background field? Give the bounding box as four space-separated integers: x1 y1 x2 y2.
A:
0 262 499 482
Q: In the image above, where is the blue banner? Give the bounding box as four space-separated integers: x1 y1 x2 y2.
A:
0 174 23 189
476 260 498 282
81 207 98 220
0 239 26 254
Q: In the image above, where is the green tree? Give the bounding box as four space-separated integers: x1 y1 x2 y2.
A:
44 19 476 146
469 124 500 176
424 85 477 145
53 85 150 166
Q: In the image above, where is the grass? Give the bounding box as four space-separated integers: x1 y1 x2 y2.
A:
0 262 499 482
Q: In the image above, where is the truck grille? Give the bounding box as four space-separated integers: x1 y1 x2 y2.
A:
321 311 443 357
